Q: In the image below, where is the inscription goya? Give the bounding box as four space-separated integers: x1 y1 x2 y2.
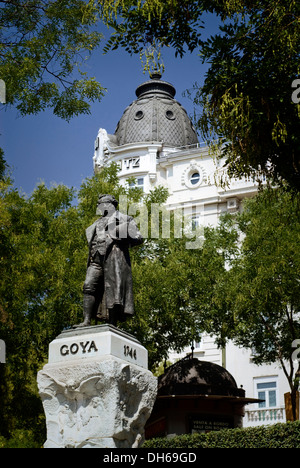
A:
59 340 138 361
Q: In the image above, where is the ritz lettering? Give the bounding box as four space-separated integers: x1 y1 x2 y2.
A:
123 158 140 170
60 341 98 357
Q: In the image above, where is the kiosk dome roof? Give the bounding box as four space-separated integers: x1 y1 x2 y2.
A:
158 357 245 398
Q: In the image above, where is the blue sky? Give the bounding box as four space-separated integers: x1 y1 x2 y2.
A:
1 18 216 196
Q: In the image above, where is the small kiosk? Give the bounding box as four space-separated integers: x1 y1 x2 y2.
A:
145 355 260 439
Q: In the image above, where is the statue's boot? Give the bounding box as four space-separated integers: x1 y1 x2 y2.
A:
73 294 94 328
108 307 122 327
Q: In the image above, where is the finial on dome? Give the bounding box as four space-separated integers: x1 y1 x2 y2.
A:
150 71 162 81
135 73 176 99
150 66 162 81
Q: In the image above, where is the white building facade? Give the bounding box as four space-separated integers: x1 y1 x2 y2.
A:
93 73 290 427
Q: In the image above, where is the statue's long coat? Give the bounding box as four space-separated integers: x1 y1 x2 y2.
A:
86 211 143 320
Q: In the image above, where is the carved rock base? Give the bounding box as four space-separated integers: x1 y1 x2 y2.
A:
37 327 157 448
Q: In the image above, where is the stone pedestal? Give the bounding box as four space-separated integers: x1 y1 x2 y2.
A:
37 325 157 448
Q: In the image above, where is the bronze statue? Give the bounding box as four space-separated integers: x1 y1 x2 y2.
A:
74 194 143 328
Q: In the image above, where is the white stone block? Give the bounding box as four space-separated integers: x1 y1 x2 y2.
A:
48 324 148 369
37 326 157 448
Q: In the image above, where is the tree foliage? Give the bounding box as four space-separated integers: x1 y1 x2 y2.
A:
3 1 300 185
1 162 299 436
228 188 300 393
99 0 203 58
193 186 300 419
0 166 128 437
100 0 300 190
0 148 6 179
128 238 202 365
0 177 83 438
195 1 300 190
0 163 202 438
0 0 105 119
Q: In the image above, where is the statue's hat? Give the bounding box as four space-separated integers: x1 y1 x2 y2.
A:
97 194 118 208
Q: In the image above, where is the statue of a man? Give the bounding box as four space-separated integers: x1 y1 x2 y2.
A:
75 194 143 328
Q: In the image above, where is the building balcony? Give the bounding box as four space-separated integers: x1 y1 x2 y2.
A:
244 407 286 427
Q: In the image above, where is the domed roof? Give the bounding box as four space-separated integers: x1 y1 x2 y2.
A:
158 357 245 398
114 73 199 148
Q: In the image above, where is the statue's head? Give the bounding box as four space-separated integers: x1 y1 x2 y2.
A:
96 194 118 216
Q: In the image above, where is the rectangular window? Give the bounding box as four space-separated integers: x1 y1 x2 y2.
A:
255 378 278 408
192 336 203 351
137 178 144 191
191 215 200 231
129 177 144 192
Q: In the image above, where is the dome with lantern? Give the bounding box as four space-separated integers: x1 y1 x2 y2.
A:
114 72 199 148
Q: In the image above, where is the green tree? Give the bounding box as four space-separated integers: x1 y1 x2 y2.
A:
0 163 204 441
102 0 300 190
0 177 83 439
193 187 300 420
100 0 203 58
0 167 116 439
127 236 202 366
0 149 6 179
194 1 300 190
0 0 105 119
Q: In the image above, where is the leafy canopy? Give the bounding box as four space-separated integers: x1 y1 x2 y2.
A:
0 163 203 437
100 0 300 190
0 0 105 119
192 186 300 409
99 0 204 58
195 1 300 190
229 188 300 371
